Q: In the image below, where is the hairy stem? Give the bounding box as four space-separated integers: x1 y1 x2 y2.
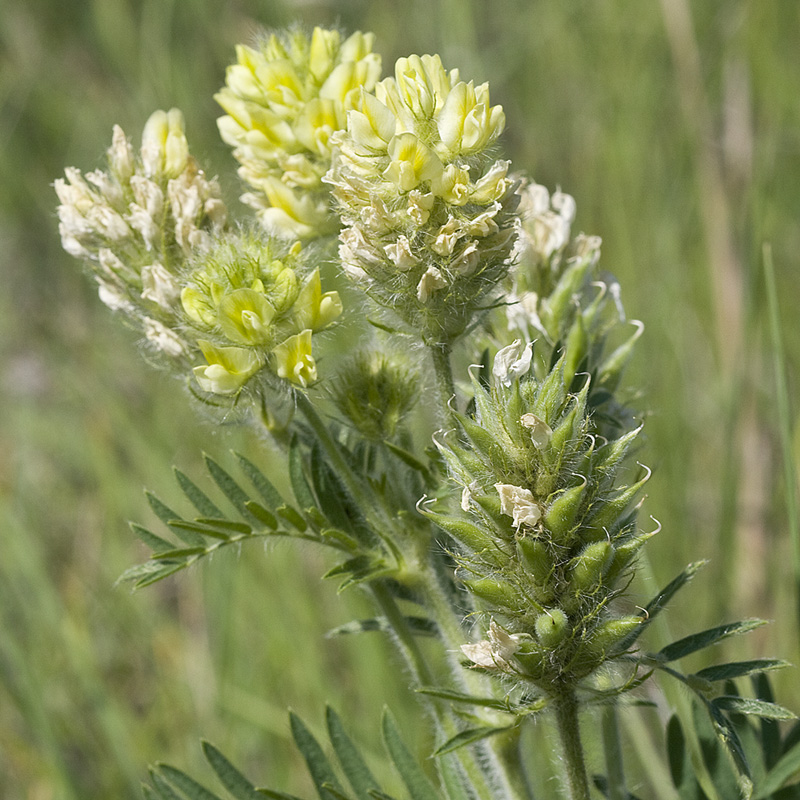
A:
371 581 499 800
428 340 457 416
552 688 590 800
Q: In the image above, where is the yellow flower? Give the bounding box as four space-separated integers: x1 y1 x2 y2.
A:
292 270 343 331
272 329 317 387
141 109 189 178
216 27 381 238
217 288 277 346
383 133 443 191
193 341 263 395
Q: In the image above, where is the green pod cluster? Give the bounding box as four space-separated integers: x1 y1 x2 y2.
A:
436 325 653 694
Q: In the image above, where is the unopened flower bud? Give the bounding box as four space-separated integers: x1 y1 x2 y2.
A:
535 608 569 648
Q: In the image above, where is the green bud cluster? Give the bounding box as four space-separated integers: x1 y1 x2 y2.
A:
327 349 419 441
216 26 381 239
327 54 519 346
431 344 650 692
181 232 342 394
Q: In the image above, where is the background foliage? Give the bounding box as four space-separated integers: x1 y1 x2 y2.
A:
2 0 800 796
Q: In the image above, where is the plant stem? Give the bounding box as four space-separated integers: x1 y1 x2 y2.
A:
601 705 626 800
428 340 457 416
371 581 499 800
294 391 366 506
552 688 590 800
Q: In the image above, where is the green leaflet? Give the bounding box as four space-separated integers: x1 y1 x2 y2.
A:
694 661 791 684
289 711 346 800
433 724 516 756
244 501 279 529
382 710 439 800
235 452 285 509
154 763 226 800
326 707 380 800
712 697 797 722
130 522 174 553
614 560 707 652
174 468 224 518
201 741 263 800
416 686 523 713
326 616 436 638
289 436 318 512
148 768 185 800
658 620 769 663
204 454 259 524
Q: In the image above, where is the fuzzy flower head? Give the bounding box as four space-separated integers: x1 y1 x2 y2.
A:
327 54 518 346
181 231 342 394
55 109 228 359
216 26 381 239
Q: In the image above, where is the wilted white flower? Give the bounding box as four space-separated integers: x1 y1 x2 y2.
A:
495 482 541 528
461 620 524 671
520 413 553 449
493 339 533 386
143 317 185 357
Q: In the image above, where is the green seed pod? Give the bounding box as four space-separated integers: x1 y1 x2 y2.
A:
569 540 614 594
426 512 503 564
563 313 588 387
593 424 643 478
473 493 516 540
582 615 641 660
457 413 507 467
597 320 644 393
539 257 594 338
603 529 657 584
543 480 586 540
516 536 553 584
463 576 522 611
585 472 648 537
533 355 567 426
535 608 570 648
513 644 549 680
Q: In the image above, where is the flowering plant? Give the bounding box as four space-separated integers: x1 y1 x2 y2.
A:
56 24 798 800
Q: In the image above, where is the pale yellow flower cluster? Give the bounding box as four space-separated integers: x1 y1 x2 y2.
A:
216 27 381 239
181 233 342 394
54 109 228 357
326 54 518 343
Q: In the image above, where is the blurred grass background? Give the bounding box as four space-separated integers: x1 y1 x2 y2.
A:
2 0 800 796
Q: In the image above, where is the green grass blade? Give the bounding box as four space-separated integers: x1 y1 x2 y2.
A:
763 243 800 622
753 735 800 798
